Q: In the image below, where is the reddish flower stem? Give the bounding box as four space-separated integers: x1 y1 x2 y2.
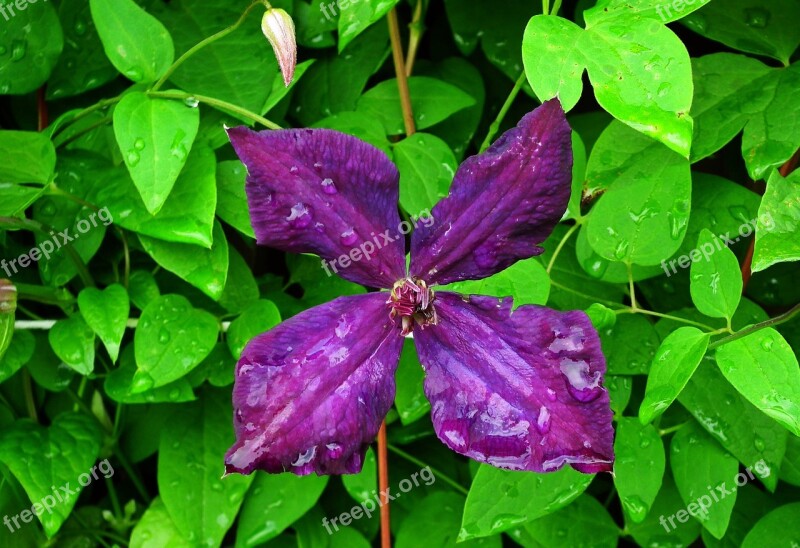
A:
377 422 391 548
741 150 800 290
37 85 48 130
388 7 416 137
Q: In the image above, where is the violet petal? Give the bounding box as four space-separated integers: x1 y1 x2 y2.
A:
228 126 406 288
414 292 614 473
410 99 572 285
225 293 403 476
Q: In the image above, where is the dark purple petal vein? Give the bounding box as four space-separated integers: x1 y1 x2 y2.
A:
410 99 573 286
228 126 406 288
414 292 614 473
225 293 403 475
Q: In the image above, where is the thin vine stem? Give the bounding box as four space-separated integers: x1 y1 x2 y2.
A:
479 71 527 152
150 0 266 92
387 444 469 495
146 90 281 129
546 222 580 274
708 302 800 351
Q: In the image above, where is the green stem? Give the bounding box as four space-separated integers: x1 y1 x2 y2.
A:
387 443 469 495
551 0 563 16
146 90 281 129
50 96 123 139
549 280 625 309
114 447 152 504
106 476 122 520
626 261 637 310
542 0 550 15
546 222 580 274
480 71 527 152
150 1 264 92
658 422 688 437
615 308 717 332
708 302 800 351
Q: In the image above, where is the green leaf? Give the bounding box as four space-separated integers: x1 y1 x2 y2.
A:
0 330 34 383
0 0 63 94
601 313 660 375
398 491 499 548
48 0 117 99
586 121 691 266
752 169 800 272
341 447 376 504
460 465 592 540
682 0 800 65
689 229 742 321
129 270 160 311
105 345 195 404
742 503 800 547
294 23 389 127
216 160 255 239
80 146 216 247
584 0 711 24
113 92 200 214
312 111 392 155
357 77 476 135
394 340 430 425
689 53 771 162
130 497 192 547
575 223 663 283
715 328 800 436
226 300 281 359
0 130 56 184
640 327 710 424
780 434 800 487
522 16 584 111
235 472 328 547
337 0 400 52
578 17 694 156
626 475 701 547
607 375 633 416
670 421 739 539
218 247 259 315
678 359 786 492
158 388 253 546
522 494 619 547
139 221 229 300
0 413 102 537
395 133 457 215
90 0 174 82
159 0 279 115
613 417 665 523
77 284 129 363
690 54 800 179
0 184 46 216
26 332 75 392
262 59 315 115
132 294 219 391
444 258 550 307
48 315 95 376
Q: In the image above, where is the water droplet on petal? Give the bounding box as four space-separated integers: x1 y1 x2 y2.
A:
286 203 312 228
321 177 337 194
340 228 357 246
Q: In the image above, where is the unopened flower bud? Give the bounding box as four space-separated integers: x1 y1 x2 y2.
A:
261 8 297 88
0 279 15 315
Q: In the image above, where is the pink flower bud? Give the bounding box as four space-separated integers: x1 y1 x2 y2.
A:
261 8 297 88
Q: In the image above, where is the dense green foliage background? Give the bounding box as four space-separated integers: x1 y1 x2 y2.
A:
1 0 800 546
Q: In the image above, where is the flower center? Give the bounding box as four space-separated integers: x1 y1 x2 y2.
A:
387 277 438 336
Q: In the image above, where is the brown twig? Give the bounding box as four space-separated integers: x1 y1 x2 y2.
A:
388 8 416 137
377 422 391 548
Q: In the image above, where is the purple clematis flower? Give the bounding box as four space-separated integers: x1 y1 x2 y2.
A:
224 99 615 477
